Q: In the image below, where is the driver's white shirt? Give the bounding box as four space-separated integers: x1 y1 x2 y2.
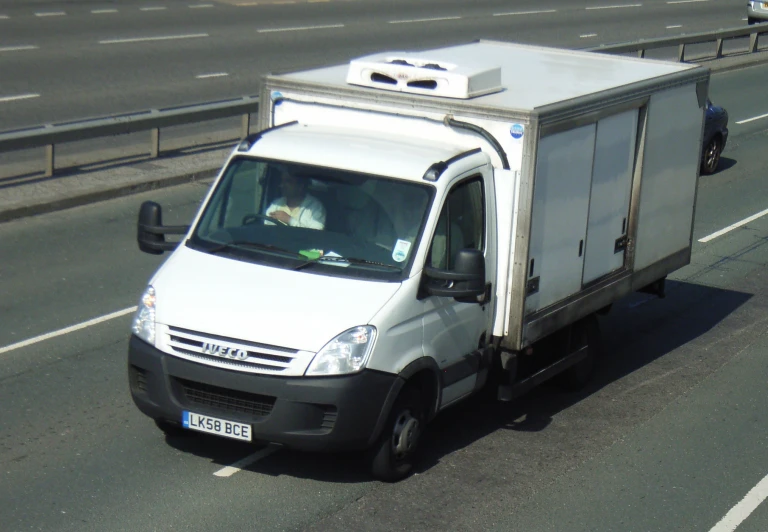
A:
265 195 326 230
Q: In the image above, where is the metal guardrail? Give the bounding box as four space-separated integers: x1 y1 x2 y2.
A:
587 24 768 62
2 23 768 178
0 95 259 177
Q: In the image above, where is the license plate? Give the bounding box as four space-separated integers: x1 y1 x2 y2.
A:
182 411 252 442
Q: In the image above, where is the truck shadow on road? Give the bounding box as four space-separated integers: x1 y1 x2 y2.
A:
162 280 752 484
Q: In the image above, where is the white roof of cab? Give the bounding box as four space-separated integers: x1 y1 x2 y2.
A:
275 40 697 111
246 123 470 181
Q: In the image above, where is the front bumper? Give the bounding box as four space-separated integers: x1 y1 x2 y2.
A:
128 335 400 451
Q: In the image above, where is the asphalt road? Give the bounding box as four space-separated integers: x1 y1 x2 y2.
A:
0 0 755 130
2 58 768 531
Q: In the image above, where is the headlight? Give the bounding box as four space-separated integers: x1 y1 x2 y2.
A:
132 286 156 345
305 326 376 376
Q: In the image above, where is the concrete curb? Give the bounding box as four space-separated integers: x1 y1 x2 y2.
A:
2 52 768 225
0 166 218 224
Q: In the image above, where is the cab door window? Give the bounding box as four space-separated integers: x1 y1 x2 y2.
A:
428 178 485 270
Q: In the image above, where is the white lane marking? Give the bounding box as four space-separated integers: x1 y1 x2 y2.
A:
99 33 208 44
666 24 683 29
197 72 228 78
736 112 768 125
35 11 66 16
213 444 281 477
709 473 768 532
257 23 343 32
189 4 214 7
668 0 708 3
92 8 118 13
0 45 38 52
494 9 557 16
586 3 642 9
0 15 9 19
140 7 167 11
0 93 40 103
0 306 137 355
389 16 462 24
580 33 598 38
236 2 260 5
698 207 768 243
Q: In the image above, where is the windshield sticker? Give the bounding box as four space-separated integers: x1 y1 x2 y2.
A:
392 240 411 263
299 249 323 260
510 124 524 140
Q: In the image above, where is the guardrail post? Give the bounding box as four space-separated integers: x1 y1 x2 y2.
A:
45 144 54 177
750 31 759 53
150 127 160 158
677 43 685 62
715 38 724 58
241 113 250 139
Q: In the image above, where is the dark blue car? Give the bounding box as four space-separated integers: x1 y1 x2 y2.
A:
701 99 729 175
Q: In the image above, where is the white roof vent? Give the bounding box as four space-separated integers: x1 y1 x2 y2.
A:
345 52 503 99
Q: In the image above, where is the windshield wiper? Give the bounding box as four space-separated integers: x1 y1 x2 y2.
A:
204 240 303 258
293 255 402 271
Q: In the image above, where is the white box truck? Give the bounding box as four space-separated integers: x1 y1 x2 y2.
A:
128 40 709 481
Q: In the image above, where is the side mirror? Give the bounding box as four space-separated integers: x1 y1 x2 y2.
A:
423 248 486 302
137 201 189 255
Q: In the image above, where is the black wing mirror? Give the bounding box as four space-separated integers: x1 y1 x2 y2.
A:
137 201 189 255
423 248 487 302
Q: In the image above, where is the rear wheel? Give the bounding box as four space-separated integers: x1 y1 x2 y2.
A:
701 136 722 175
370 385 425 482
555 315 602 392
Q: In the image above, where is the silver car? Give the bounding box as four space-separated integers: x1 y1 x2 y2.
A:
748 1 768 24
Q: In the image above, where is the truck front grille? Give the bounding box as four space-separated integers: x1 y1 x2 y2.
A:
175 377 276 418
166 326 305 375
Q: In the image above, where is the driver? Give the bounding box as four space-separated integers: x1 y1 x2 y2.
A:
265 167 326 230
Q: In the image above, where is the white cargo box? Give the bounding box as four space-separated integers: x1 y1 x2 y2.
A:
259 40 709 350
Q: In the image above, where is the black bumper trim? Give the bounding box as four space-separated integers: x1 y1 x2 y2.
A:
128 335 399 451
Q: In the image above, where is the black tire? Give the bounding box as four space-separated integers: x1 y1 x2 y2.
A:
154 419 190 438
748 17 757 26
370 385 425 482
701 135 722 175
555 315 602 392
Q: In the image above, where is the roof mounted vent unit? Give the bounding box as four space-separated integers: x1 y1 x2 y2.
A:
345 52 503 99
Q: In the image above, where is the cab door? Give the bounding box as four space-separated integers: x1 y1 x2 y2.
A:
421 164 496 409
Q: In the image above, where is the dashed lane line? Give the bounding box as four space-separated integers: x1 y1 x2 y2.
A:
196 72 229 78
494 9 557 16
698 207 768 243
213 445 281 477
0 306 136 355
257 23 343 32
585 3 642 9
0 45 38 52
389 16 462 24
99 33 209 44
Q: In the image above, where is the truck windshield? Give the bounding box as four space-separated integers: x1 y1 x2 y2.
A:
189 157 434 280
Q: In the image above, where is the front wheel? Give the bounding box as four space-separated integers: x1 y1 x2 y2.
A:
370 386 425 482
701 136 722 175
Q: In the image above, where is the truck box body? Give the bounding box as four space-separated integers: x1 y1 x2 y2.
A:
259 40 709 350
129 40 709 479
